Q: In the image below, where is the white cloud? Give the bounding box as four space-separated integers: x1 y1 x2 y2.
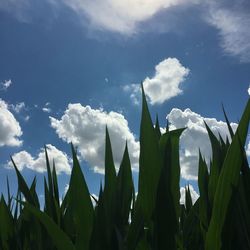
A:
180 184 199 204
50 104 139 173
0 99 23 147
144 58 189 104
42 102 52 113
123 84 141 106
8 144 71 174
206 4 250 62
167 108 237 180
10 102 26 113
0 79 12 91
58 0 198 35
124 58 189 105
248 86 250 96
24 115 30 121
42 107 52 113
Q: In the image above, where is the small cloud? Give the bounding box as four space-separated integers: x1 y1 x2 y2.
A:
42 107 52 113
248 86 250 95
123 84 141 106
24 115 30 122
42 102 52 113
10 102 26 113
124 58 189 105
0 79 12 91
105 78 109 83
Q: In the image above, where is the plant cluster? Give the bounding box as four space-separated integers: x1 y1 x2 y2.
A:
0 87 249 250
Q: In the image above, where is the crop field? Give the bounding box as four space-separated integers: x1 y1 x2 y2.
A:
0 86 249 250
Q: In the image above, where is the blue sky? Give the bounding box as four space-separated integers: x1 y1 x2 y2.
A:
0 0 249 203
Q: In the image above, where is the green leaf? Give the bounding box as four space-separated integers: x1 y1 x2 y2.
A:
185 185 193 214
115 143 134 236
52 161 60 205
159 128 185 219
204 121 223 204
205 99 250 250
136 83 162 222
128 84 162 249
154 136 178 250
66 144 94 250
45 145 53 195
198 151 209 233
154 114 161 140
22 201 75 250
0 196 14 247
11 157 37 207
104 127 117 201
222 104 234 140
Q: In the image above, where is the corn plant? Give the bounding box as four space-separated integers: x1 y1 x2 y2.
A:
0 85 249 250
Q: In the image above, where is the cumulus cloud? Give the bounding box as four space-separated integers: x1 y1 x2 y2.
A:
58 0 198 35
50 104 139 173
124 58 189 105
167 108 238 180
180 184 199 204
248 86 250 96
8 144 71 174
144 58 189 104
0 99 22 147
206 3 250 62
0 79 12 91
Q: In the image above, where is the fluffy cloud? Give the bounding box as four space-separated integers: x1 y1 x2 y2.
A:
124 58 189 105
50 104 139 173
0 79 12 91
206 3 250 62
9 144 71 174
57 0 198 35
144 58 189 104
180 184 199 204
0 99 22 147
167 108 238 180
248 86 250 96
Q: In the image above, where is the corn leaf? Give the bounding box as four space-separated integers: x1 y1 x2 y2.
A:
205 99 250 250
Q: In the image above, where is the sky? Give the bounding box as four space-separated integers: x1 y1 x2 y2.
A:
0 0 250 204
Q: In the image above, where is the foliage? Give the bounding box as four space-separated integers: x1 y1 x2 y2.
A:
0 86 249 249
